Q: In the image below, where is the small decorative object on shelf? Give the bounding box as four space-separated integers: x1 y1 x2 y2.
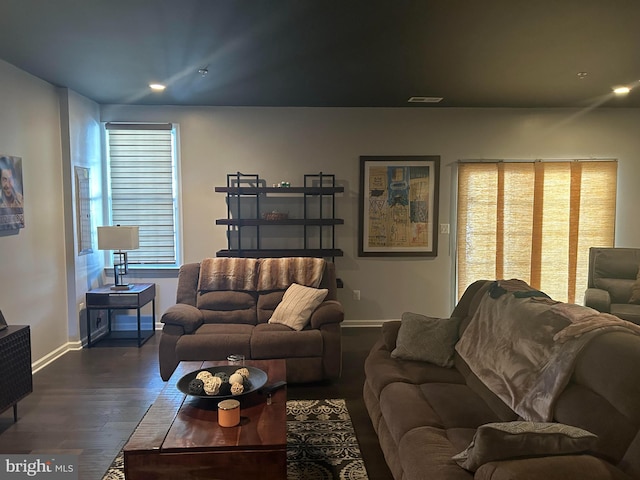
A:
262 211 289 221
215 172 344 259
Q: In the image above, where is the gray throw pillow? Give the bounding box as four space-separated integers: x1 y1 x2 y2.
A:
452 421 598 472
390 312 460 367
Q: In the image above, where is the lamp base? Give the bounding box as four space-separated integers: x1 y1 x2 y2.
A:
110 284 134 291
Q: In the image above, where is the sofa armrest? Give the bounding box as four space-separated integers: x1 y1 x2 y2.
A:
161 304 204 334
475 455 632 480
310 300 344 329
584 288 611 313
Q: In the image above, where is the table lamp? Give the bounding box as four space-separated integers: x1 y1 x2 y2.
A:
97 225 140 290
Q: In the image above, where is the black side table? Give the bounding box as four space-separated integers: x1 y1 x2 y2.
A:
86 283 156 347
0 325 32 421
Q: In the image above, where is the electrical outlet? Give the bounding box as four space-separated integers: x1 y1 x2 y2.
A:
353 290 361 301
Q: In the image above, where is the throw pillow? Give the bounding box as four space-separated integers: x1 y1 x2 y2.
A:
390 312 460 367
268 283 328 331
629 266 640 304
452 421 598 472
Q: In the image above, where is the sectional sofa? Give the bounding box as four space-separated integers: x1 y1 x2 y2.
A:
364 279 640 480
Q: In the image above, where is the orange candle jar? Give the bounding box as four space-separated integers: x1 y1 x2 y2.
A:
218 399 240 427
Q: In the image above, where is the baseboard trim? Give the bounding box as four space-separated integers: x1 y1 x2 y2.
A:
342 319 388 328
32 341 82 374
32 320 387 373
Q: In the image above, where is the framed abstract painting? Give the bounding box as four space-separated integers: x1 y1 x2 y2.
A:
359 155 440 257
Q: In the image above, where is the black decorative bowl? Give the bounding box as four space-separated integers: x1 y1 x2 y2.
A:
177 365 268 399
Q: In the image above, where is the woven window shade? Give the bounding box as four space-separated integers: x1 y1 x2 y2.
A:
457 160 616 303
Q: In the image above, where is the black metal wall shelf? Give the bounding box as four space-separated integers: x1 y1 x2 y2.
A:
215 172 343 259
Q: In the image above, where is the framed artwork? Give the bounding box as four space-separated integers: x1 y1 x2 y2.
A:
359 155 440 257
75 166 93 255
0 154 24 230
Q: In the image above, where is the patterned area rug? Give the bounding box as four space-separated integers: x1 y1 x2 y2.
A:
102 398 368 480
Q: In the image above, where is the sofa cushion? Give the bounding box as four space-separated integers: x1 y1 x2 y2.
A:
398 426 472 480
391 312 460 367
256 291 286 323
594 278 635 304
201 308 257 325
420 383 503 429
251 323 323 358
475 455 634 480
268 283 328 331
554 383 636 464
197 290 256 312
364 339 465 399
379 382 447 444
194 324 254 335
610 303 640 324
629 268 640 304
175 325 253 360
452 421 598 472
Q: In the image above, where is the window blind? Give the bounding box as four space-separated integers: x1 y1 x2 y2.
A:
457 160 617 303
106 125 177 265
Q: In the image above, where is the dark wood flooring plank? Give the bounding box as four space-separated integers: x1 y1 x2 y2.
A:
0 327 393 480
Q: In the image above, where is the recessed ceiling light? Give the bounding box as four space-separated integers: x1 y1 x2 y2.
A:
408 96 443 103
577 72 588 79
613 86 631 95
149 83 166 91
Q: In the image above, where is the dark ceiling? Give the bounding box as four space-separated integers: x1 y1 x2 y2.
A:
1 0 639 108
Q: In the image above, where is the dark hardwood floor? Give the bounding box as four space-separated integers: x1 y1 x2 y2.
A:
0 327 393 480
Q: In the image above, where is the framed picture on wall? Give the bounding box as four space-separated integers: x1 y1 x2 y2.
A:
0 154 25 230
358 155 440 257
75 166 93 255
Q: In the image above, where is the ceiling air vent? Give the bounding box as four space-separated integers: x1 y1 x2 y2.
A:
408 96 443 103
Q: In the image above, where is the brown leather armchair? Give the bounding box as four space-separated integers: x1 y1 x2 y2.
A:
584 247 640 324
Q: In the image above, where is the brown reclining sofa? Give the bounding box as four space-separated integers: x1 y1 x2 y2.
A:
159 257 344 383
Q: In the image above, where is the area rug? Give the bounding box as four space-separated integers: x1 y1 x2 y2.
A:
102 398 368 480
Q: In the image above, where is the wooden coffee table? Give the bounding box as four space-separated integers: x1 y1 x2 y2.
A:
124 359 287 480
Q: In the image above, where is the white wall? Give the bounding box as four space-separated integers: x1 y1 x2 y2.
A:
101 105 640 322
0 60 69 362
4 57 638 366
58 88 104 342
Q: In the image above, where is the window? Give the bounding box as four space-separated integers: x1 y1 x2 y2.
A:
105 123 180 266
456 160 617 303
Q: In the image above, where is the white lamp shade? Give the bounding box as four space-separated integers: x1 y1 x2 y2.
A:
97 226 140 250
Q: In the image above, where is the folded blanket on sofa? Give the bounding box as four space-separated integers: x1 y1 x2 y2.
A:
456 281 640 422
198 257 259 291
551 302 640 342
257 257 325 291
